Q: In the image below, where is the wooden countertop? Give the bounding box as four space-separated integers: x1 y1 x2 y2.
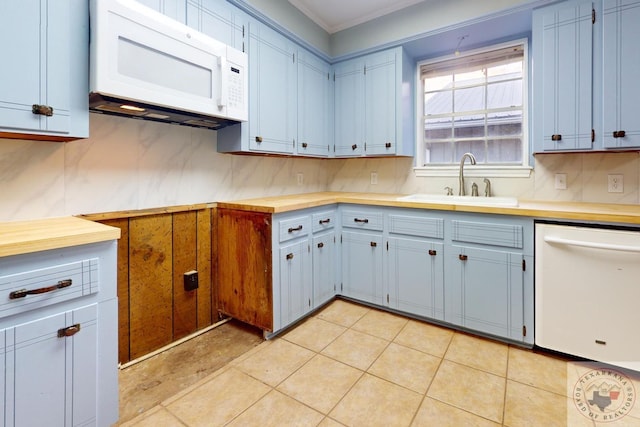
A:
0 216 121 258
217 191 640 224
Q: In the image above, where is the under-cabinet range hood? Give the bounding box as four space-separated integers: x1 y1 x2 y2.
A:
89 0 247 130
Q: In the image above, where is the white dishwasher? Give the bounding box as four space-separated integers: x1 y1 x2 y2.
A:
535 222 640 371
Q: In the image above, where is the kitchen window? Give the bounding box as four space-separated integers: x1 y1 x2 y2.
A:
415 39 531 178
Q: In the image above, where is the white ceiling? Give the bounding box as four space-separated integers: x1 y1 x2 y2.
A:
288 0 426 34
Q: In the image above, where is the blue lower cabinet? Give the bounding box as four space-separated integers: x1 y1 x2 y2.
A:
341 230 383 305
312 231 336 308
277 240 311 330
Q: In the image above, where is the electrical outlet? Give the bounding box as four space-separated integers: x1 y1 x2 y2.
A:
370 172 378 185
608 174 623 193
554 173 567 190
296 173 304 186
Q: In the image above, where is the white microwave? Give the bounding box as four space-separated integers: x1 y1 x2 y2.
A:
89 0 247 129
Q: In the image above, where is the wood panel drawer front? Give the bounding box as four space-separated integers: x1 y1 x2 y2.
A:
452 220 523 249
312 210 336 233
278 216 311 242
341 209 384 231
388 214 444 239
0 258 99 318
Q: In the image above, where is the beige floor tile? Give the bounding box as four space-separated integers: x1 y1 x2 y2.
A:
118 406 185 427
412 397 501 427
351 309 409 341
315 299 370 327
329 373 423 427
368 342 441 394
393 319 454 358
445 333 508 377
277 354 363 414
507 347 567 395
226 389 324 427
503 379 568 427
321 328 389 370
282 317 347 352
235 338 315 386
427 360 505 423
165 367 270 427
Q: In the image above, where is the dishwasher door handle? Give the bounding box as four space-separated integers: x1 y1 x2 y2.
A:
544 235 640 253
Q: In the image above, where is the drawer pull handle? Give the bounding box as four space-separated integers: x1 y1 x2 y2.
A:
351 144 358 150
370 241 377 247
288 225 303 233
58 324 81 338
595 339 607 345
32 104 54 116
354 218 369 223
551 134 562 141
9 279 72 299
286 253 294 260
385 142 391 148
317 242 324 248
428 249 437 256
458 254 468 261
613 130 626 138
319 218 331 224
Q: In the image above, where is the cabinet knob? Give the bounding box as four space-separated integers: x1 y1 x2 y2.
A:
317 242 324 248
288 225 303 233
385 142 392 148
255 136 263 143
354 218 369 223
351 144 358 150
613 130 626 138
370 241 377 247
32 104 54 116
458 254 468 261
551 134 562 141
301 142 308 148
286 253 294 260
58 323 81 338
428 249 437 256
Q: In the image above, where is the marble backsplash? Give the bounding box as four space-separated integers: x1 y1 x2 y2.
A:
1 114 638 221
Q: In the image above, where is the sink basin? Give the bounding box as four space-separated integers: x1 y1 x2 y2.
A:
397 194 519 207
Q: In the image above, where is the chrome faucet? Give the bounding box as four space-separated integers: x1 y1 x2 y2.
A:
458 152 477 196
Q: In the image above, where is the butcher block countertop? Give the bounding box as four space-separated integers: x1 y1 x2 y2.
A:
0 216 121 258
217 191 640 224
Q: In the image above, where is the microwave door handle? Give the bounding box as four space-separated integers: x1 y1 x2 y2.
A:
218 56 227 109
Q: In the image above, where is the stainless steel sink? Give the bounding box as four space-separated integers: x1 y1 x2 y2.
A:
397 194 519 207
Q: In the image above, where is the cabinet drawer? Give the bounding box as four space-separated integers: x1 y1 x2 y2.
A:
388 214 444 239
341 209 383 231
312 211 336 233
452 220 523 249
0 258 100 319
278 216 311 242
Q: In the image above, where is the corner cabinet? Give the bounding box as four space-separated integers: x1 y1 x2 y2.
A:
0 240 119 426
333 47 414 157
217 206 337 335
0 0 89 141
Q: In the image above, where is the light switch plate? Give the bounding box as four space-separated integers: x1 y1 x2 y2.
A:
608 174 623 193
370 172 378 185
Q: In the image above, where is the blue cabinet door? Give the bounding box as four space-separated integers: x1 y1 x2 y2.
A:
186 0 245 50
532 0 593 151
247 20 297 154
602 0 640 148
0 0 88 139
137 0 186 23
312 231 336 308
298 50 332 157
364 50 397 156
387 237 444 320
341 230 383 304
446 246 524 342
334 58 365 156
278 240 311 329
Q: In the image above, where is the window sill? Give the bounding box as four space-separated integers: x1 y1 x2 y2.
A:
413 165 533 178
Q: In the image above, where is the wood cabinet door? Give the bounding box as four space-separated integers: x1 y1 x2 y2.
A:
341 230 383 305
533 0 593 151
446 246 524 341
602 0 640 148
387 237 444 320
334 58 365 157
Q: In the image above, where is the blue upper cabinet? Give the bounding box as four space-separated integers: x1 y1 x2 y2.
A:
137 0 187 24
334 47 414 157
297 49 333 157
532 0 594 152
186 0 245 50
602 0 640 149
0 0 89 141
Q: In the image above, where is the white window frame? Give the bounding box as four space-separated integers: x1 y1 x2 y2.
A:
414 38 532 178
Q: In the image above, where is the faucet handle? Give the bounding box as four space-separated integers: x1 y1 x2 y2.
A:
483 178 491 197
444 186 453 196
471 182 479 197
